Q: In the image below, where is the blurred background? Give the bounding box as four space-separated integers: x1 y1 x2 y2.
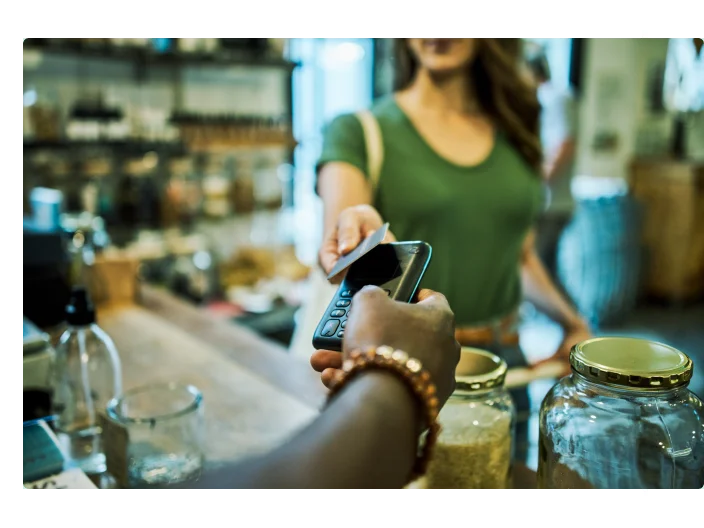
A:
23 38 704 397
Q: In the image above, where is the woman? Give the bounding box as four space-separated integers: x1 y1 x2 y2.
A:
311 39 591 462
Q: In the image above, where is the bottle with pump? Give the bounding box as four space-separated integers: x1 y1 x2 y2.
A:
52 286 122 475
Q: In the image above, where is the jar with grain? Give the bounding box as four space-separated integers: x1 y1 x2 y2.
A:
424 347 516 489
538 337 704 489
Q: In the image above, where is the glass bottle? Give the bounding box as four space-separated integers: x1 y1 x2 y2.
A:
538 337 704 489
423 348 516 489
51 286 123 476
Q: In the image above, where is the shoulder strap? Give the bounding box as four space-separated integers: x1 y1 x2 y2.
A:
355 109 384 195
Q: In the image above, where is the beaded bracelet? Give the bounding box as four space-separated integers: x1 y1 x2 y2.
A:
326 345 441 484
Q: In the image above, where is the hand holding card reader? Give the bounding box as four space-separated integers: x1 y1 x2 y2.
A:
312 240 432 351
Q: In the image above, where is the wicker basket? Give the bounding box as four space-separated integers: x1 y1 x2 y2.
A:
84 253 140 308
630 160 704 303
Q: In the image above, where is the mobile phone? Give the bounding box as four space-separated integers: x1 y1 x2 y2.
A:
312 241 432 351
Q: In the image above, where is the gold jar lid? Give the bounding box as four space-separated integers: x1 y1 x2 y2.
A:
570 337 693 390
455 347 507 392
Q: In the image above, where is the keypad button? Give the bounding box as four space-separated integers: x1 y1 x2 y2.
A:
340 320 346 329
336 299 351 307
340 290 355 298
337 331 344 338
330 309 346 318
321 319 340 337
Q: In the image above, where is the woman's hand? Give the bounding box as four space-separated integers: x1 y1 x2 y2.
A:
534 319 592 376
311 287 460 406
319 204 396 282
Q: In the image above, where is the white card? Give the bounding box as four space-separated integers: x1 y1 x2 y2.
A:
24 468 98 489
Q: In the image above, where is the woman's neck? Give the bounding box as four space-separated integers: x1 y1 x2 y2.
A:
401 68 479 115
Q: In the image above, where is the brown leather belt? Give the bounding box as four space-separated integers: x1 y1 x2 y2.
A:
455 313 520 347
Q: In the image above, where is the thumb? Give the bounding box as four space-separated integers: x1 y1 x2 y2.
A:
381 230 397 243
337 210 363 254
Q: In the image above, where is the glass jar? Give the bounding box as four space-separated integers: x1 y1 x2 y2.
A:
165 157 202 229
538 337 704 489
424 347 516 489
202 156 231 219
105 383 205 488
116 154 161 230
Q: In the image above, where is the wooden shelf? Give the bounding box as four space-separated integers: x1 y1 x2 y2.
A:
23 42 299 71
23 139 187 155
181 136 298 153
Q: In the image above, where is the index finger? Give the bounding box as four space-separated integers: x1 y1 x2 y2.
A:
337 209 363 254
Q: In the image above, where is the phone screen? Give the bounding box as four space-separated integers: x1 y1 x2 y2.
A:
345 244 403 285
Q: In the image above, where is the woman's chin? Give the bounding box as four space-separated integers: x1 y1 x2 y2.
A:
424 61 468 78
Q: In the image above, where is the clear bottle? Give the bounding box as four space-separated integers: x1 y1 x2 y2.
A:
52 286 123 476
538 337 704 489
423 348 516 489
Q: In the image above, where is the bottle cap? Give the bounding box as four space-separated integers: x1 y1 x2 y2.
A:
65 286 96 326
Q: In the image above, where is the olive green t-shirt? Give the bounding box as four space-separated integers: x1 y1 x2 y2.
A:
317 96 543 325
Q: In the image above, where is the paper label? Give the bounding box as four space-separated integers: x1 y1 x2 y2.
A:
24 468 97 489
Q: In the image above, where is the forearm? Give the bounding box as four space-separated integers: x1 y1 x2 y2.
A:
521 249 586 331
545 139 575 182
185 371 419 489
318 163 372 234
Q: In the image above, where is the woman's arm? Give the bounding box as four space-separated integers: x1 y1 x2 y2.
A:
318 162 372 236
317 163 394 276
544 137 576 183
520 229 591 362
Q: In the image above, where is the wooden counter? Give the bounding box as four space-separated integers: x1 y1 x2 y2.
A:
97 285 537 487
99 285 324 467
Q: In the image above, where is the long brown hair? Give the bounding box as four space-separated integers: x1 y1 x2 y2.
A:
394 39 542 172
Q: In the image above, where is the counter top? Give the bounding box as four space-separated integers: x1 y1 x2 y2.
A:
99 286 324 466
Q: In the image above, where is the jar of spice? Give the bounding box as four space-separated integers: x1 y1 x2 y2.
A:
538 337 704 489
202 156 231 219
233 157 255 214
81 158 113 217
116 154 161 230
423 347 515 489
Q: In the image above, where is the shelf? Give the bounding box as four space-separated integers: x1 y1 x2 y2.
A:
23 139 187 155
23 42 299 71
23 138 297 154
183 138 299 153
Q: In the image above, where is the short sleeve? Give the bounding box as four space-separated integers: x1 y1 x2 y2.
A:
316 113 369 181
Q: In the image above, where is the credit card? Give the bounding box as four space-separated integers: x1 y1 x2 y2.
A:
327 222 390 280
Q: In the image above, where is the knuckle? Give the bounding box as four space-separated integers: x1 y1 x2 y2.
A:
338 209 355 226
354 204 373 215
434 291 449 304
